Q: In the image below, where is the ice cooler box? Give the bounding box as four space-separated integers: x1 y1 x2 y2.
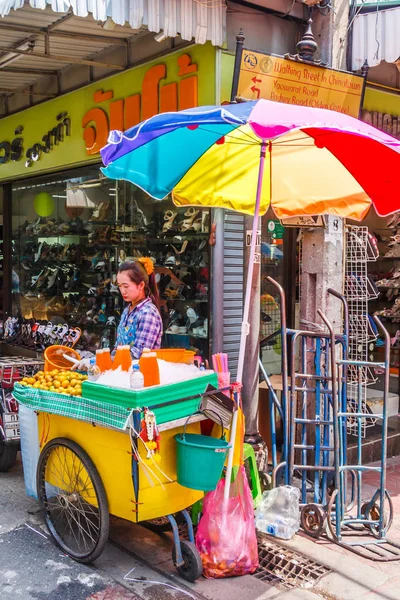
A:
81 372 219 425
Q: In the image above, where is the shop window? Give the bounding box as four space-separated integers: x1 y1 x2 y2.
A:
9 166 210 358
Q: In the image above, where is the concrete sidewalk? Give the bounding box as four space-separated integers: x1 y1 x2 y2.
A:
274 456 400 600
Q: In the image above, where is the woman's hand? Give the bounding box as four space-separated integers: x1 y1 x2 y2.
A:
71 358 91 372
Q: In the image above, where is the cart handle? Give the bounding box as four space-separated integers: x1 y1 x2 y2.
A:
178 409 226 441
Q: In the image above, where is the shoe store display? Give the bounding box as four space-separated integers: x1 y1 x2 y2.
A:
9 174 211 356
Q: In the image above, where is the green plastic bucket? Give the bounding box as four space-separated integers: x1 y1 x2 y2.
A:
175 411 231 491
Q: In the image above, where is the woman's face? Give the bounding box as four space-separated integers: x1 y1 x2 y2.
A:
117 271 145 305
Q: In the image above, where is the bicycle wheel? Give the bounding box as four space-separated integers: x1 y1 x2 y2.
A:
37 437 109 563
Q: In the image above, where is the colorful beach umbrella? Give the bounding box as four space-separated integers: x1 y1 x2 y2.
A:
101 99 400 500
101 99 400 222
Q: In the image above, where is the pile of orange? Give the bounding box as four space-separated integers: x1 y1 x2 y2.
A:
19 370 87 397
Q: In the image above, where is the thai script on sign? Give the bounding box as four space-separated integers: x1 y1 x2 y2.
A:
0 112 71 168
362 109 400 139
82 54 198 155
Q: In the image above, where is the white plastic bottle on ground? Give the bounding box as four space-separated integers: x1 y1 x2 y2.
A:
130 363 144 390
87 358 101 382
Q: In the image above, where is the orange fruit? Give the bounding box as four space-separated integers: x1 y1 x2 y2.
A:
53 380 61 388
62 380 69 388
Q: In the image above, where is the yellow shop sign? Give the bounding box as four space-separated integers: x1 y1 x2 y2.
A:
0 44 217 181
238 51 364 117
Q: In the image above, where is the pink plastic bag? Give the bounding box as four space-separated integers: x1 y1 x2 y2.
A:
195 466 259 578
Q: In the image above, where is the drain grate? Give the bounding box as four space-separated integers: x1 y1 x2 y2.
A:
254 535 331 589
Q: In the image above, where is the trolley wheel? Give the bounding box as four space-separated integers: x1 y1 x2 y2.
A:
301 504 326 539
361 493 393 538
37 437 109 564
172 540 203 582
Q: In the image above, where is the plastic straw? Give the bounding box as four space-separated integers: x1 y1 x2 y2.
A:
212 353 229 373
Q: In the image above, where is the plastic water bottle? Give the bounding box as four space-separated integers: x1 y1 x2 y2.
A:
130 363 144 390
88 358 101 382
256 517 299 540
255 486 300 540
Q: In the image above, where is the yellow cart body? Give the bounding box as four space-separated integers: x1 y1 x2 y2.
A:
38 412 204 523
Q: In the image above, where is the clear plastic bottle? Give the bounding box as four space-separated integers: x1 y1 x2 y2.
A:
255 517 299 540
255 485 300 540
130 363 144 390
88 358 101 382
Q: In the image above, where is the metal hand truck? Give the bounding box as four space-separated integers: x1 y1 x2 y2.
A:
259 278 400 560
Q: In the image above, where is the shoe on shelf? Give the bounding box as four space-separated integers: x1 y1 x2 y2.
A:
163 210 178 233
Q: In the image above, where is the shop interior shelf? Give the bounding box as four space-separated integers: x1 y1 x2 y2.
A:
9 179 211 358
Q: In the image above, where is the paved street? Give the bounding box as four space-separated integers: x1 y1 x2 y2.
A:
2 453 400 600
0 456 319 600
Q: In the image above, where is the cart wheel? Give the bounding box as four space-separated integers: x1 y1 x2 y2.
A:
361 493 393 538
301 504 326 539
172 540 203 582
37 437 109 564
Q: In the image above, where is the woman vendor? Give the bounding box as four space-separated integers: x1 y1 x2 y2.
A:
115 258 162 358
74 257 162 369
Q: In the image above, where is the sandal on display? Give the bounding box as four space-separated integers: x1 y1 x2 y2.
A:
201 211 210 233
179 207 199 232
170 239 189 255
111 230 121 244
162 210 178 233
97 226 111 243
387 213 400 229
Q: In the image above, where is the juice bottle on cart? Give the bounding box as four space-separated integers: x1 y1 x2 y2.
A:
102 347 113 371
96 349 104 372
112 346 123 370
120 345 132 372
139 348 160 387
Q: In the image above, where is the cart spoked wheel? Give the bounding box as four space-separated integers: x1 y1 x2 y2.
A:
301 504 326 539
37 437 109 564
172 540 203 582
361 492 393 538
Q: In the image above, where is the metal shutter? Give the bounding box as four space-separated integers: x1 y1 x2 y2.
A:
223 210 244 379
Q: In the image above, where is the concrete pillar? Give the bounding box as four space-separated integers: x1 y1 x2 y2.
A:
300 216 344 333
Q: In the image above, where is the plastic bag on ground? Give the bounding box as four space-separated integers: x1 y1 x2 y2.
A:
255 485 300 540
195 466 259 578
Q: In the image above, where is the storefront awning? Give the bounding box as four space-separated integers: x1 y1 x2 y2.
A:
352 6 400 71
0 0 226 47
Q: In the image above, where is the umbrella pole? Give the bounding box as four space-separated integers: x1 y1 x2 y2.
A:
224 140 268 500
